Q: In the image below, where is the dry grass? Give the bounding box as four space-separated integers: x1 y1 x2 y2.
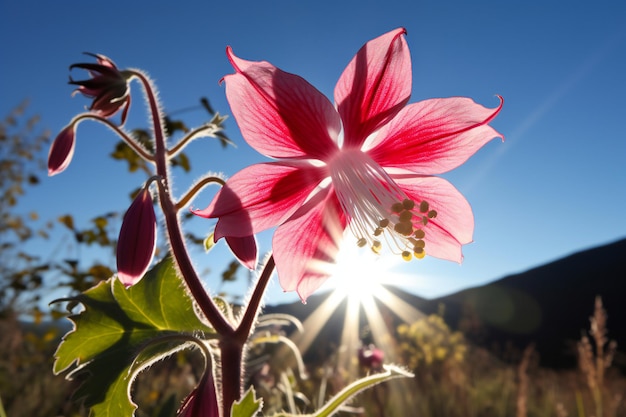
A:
1 298 624 417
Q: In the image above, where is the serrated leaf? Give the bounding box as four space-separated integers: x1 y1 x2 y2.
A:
53 258 214 417
231 387 263 417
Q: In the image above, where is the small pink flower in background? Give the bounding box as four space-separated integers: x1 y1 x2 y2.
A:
48 124 76 176
117 187 157 287
194 28 503 301
177 370 219 417
69 53 132 125
359 345 385 370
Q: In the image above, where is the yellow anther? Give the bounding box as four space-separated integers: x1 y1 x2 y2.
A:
399 210 413 222
391 202 404 213
419 201 429 213
357 237 367 247
402 199 415 210
414 247 426 259
414 229 425 239
427 210 437 219
394 222 413 236
402 251 412 261
371 240 382 254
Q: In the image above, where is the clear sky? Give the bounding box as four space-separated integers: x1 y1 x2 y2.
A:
2 0 625 306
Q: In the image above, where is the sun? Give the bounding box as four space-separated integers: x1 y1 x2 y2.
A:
288 236 426 378
325 241 391 305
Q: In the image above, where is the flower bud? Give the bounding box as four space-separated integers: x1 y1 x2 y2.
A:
178 370 219 417
117 187 157 287
358 344 384 370
48 125 76 176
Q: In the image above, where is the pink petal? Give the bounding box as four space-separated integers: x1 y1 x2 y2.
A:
395 174 473 262
192 162 327 238
335 28 411 148
273 188 347 302
117 188 157 287
368 96 504 174
224 47 341 160
225 235 258 270
48 125 76 176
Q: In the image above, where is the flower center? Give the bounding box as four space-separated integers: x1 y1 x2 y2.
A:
328 149 437 261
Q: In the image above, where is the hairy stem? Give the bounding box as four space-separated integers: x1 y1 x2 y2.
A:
71 113 154 161
168 122 223 157
130 70 233 336
176 175 225 210
220 256 276 416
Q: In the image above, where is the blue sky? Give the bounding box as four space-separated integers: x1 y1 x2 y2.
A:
2 1 625 305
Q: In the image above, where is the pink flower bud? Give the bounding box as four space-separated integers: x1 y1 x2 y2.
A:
358 345 384 370
48 125 76 176
178 370 219 417
117 187 157 287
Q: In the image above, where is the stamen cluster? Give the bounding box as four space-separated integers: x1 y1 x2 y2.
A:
329 150 437 262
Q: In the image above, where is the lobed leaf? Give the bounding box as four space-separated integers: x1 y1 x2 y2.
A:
52 257 214 416
231 387 263 417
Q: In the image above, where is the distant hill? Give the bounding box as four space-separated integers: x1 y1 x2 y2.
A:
265 238 626 369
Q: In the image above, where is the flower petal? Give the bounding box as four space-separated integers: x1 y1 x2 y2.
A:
224 47 341 160
117 188 157 287
335 28 411 148
395 174 473 262
48 125 76 176
225 235 258 270
192 162 327 238
273 187 347 302
368 96 504 174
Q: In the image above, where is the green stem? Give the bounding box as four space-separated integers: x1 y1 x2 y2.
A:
168 122 222 157
176 175 225 210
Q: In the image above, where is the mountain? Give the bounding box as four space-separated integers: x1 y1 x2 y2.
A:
430 237 626 368
265 237 626 369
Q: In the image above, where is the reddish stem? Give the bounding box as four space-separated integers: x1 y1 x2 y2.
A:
131 70 232 336
132 70 278 417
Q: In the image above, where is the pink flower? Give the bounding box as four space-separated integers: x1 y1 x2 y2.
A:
69 53 131 125
359 345 385 370
194 28 503 301
48 124 76 176
117 187 157 287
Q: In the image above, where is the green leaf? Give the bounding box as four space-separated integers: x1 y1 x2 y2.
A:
231 387 263 417
273 366 413 417
53 258 214 416
311 366 413 417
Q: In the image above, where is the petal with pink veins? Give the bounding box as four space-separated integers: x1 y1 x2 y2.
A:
395 174 473 262
273 188 347 302
193 162 327 238
225 47 341 160
335 27 412 148
368 96 503 174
